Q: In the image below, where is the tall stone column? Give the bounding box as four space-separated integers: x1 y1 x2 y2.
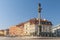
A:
37 3 42 36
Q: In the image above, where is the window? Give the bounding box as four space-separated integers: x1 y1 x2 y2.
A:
41 22 45 24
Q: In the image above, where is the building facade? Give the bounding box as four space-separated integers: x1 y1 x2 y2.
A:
0 30 4 36
0 30 7 36
9 25 25 36
23 18 52 36
9 18 52 36
52 24 60 37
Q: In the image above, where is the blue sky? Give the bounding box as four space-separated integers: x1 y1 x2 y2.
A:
0 0 60 29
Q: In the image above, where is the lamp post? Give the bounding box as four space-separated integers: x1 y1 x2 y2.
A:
37 3 42 36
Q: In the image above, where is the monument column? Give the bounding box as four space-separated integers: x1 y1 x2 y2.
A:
37 3 42 36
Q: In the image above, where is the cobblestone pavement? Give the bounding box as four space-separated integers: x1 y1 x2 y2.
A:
0 37 60 40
